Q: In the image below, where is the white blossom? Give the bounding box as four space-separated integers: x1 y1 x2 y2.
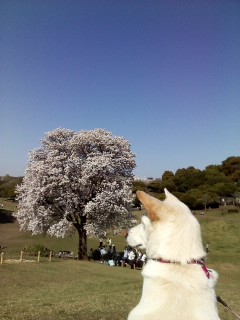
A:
15 128 136 258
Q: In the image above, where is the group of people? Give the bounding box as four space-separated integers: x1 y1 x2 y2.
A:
121 246 147 269
88 239 147 270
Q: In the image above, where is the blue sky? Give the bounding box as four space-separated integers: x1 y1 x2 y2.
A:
1 0 240 178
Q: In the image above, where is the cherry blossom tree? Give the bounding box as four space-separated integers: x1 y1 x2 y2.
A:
15 128 136 259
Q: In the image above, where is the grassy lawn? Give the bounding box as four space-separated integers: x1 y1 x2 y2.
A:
0 199 240 320
0 260 142 320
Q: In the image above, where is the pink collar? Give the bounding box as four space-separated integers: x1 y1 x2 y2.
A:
152 258 210 279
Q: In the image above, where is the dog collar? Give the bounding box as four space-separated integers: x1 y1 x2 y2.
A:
152 258 210 279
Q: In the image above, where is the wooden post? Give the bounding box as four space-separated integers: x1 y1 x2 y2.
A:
0 252 4 264
20 251 23 262
49 251 52 262
37 251 40 262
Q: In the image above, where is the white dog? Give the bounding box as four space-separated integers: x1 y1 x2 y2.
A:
127 189 220 320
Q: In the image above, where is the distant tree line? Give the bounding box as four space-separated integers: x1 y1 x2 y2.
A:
133 156 240 210
1 156 240 210
0 175 23 198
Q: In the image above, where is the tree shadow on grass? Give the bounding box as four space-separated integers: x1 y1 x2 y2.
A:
0 209 16 223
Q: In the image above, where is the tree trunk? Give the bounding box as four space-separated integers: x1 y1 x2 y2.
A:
75 217 87 260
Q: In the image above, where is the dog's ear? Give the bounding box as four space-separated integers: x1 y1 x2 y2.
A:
164 188 177 200
136 191 160 221
164 188 187 207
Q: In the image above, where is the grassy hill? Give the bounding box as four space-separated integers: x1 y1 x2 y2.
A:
0 198 239 320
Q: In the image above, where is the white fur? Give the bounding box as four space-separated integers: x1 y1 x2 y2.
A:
127 189 220 320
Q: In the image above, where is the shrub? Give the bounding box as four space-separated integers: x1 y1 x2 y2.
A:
22 244 51 257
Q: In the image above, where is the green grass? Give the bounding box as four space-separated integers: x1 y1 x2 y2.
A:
0 261 141 320
0 260 239 320
0 199 240 320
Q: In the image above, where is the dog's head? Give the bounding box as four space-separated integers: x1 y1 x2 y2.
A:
127 189 206 264
127 215 152 249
